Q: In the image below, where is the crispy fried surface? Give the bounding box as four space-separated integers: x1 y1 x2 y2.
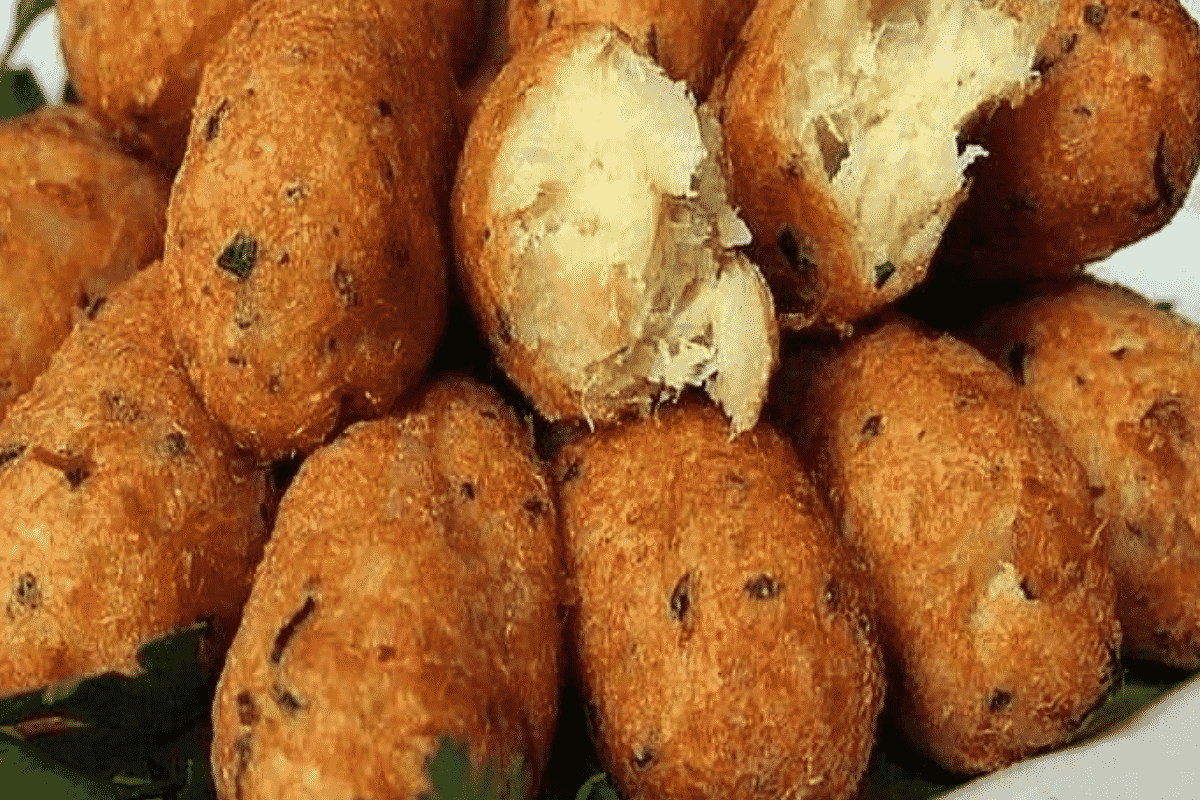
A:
211 376 563 800
57 0 258 169
0 263 269 693
0 106 171 424
790 318 1121 774
555 401 885 800
936 0 1200 281
717 0 1055 333
164 0 457 462
968 279 1200 668
506 0 755 99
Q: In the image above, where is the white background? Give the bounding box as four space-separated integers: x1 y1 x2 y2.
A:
3 2 1200 799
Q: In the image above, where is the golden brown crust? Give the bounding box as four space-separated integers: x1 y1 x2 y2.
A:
791 318 1121 774
967 279 1200 668
937 0 1200 281
58 0 482 169
165 0 457 462
716 0 1055 332
57 0 258 170
554 401 885 800
506 0 756 100
210 375 563 800
0 106 171 424
0 262 269 693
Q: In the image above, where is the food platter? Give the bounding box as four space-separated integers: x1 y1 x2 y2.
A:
2 0 1199 797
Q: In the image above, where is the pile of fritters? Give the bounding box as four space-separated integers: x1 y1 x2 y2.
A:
1 0 1198 798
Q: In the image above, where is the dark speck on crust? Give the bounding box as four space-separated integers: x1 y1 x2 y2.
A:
162 432 190 457
78 291 107 319
861 415 883 437
236 691 258 727
632 745 655 770
669 573 692 622
270 595 316 663
5 572 41 619
272 683 304 715
283 182 307 202
0 444 25 469
745 574 781 600
205 99 230 141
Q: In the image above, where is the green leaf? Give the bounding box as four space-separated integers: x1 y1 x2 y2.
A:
1064 663 1199 747
3 0 55 67
573 773 621 800
0 730 123 800
9 724 157 782
857 726 961 800
0 67 46 118
0 622 211 736
1155 301 1174 312
421 735 531 800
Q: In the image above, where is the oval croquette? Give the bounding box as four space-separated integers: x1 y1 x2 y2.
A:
968 279 1200 668
211 376 563 799
165 0 458 462
555 401 885 800
0 263 269 693
787 317 1122 774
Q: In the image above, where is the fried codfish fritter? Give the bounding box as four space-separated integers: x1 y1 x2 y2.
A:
454 25 777 434
59 0 486 168
0 262 269 693
57 0 258 169
211 375 563 800
968 279 1200 669
554 400 885 800
716 0 1059 331
783 317 1121 774
0 106 171 423
164 0 458 462
933 0 1200 283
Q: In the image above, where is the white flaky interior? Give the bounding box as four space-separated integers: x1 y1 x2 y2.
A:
493 28 773 433
783 0 1051 270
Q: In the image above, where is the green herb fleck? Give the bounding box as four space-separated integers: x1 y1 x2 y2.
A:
575 773 622 800
873 262 896 289
216 233 258 280
1155 301 1174 312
